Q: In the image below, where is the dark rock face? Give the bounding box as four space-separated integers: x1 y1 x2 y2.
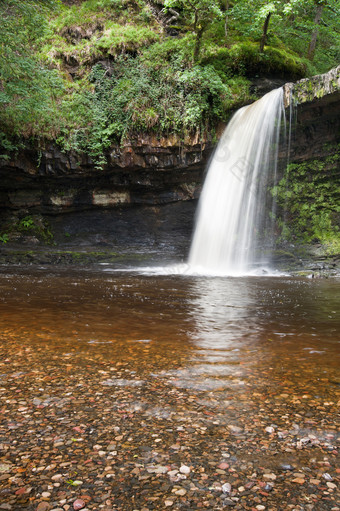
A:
0 136 212 253
288 91 340 164
0 135 213 215
283 65 340 164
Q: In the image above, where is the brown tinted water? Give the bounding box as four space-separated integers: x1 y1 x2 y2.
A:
0 268 339 373
0 268 339 510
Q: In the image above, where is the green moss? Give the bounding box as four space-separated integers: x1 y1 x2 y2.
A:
272 147 340 248
94 23 160 57
201 42 307 79
1 215 55 245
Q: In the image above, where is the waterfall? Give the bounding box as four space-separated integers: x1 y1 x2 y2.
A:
188 88 285 275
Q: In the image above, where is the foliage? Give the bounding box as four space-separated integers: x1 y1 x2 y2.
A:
164 0 224 59
0 1 64 153
0 234 9 244
4 215 55 244
93 23 160 57
201 42 308 79
229 0 340 73
0 0 339 163
272 150 340 246
57 57 232 166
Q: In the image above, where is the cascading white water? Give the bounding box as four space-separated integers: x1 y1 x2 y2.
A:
188 88 285 275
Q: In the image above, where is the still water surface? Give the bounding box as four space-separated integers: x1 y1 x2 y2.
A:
0 267 339 389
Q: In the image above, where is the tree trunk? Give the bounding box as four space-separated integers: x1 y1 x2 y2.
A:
225 1 229 38
259 12 271 52
307 3 324 60
194 26 204 61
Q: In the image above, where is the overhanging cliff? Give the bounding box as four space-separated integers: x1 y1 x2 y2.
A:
283 65 340 163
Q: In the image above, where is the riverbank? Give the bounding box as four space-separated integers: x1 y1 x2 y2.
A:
0 244 339 278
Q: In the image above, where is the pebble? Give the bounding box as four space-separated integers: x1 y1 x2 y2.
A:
280 464 294 471
1 320 339 511
323 472 333 481
292 478 305 484
175 488 187 496
263 473 276 481
73 500 86 510
179 464 190 475
264 483 273 492
36 504 50 511
222 483 232 494
51 474 63 481
228 425 243 434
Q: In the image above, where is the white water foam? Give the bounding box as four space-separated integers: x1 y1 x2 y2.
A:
102 263 288 277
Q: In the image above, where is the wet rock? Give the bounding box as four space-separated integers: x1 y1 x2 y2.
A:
36 503 50 511
292 477 305 484
323 473 333 481
221 498 236 507
264 483 273 492
73 500 86 510
228 425 243 434
263 473 277 481
280 464 294 471
222 483 232 494
179 464 190 475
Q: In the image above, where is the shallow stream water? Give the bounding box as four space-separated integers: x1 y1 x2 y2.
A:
0 265 339 510
0 267 339 371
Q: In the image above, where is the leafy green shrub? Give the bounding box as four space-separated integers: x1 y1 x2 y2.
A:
0 0 64 152
52 0 135 31
58 58 232 166
17 215 54 243
0 234 9 244
141 34 195 72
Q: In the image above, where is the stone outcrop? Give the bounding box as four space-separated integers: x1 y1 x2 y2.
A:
283 65 340 108
283 66 340 164
0 133 215 215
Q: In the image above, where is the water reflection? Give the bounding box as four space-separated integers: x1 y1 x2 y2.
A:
0 268 339 382
189 277 252 349
185 275 340 381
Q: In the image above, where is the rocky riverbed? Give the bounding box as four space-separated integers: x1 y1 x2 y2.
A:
0 322 339 511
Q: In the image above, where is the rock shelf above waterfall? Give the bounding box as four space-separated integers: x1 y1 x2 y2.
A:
283 65 340 108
